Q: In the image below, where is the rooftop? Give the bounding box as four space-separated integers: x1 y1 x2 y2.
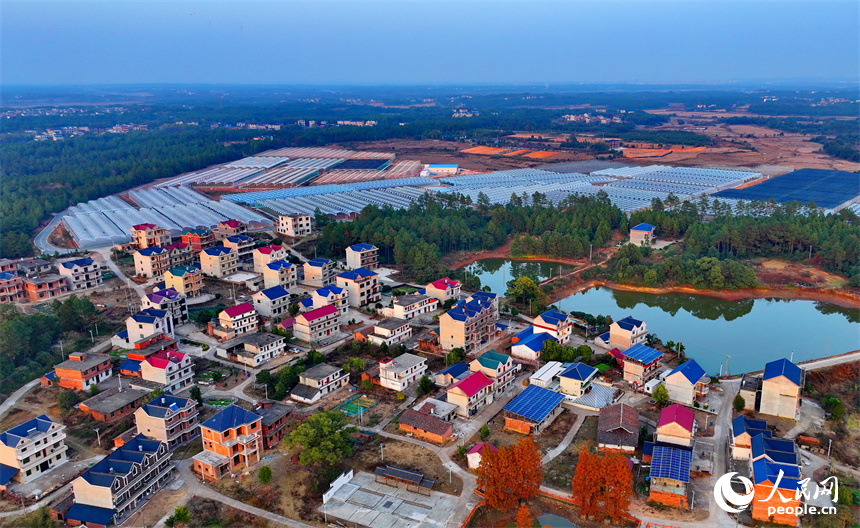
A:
299 303 338 322
504 385 565 423
763 358 802 386
668 359 707 384
201 404 260 432
650 445 691 483
337 267 377 280
559 362 597 382
257 402 294 427
658 404 695 432
381 353 425 374
223 302 255 318
0 414 60 447
597 403 639 448
447 371 493 398
55 353 110 372
259 285 291 300
399 409 451 437
301 362 342 381
428 277 459 290
622 343 662 365
348 243 376 252
306 257 332 267
537 308 570 325
375 317 409 331
202 246 234 257
80 386 150 414
394 293 433 307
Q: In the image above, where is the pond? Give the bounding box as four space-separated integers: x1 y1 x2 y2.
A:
461 259 860 374
463 258 575 293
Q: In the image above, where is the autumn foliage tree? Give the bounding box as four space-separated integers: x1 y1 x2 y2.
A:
477 436 544 511
516 503 533 528
570 447 633 523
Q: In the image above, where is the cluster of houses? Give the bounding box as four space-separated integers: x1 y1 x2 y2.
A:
0 256 104 303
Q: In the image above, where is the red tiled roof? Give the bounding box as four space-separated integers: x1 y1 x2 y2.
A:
223 302 254 318
145 350 185 370
132 223 158 230
278 318 296 330
257 244 283 254
430 277 459 290
447 371 492 398
399 409 452 437
608 348 624 360
467 441 497 456
164 242 190 251
220 219 242 228
300 304 338 322
657 403 695 432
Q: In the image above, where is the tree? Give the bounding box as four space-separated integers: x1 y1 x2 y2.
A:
600 452 634 523
510 436 543 503
445 347 466 365
172 505 191 526
88 383 100 397
258 465 273 484
417 375 433 396
477 437 543 511
733 394 746 413
288 303 300 317
571 447 601 517
18 506 58 528
256 370 271 385
480 425 490 440
57 390 78 413
286 411 357 467
652 384 669 406
515 503 533 528
212 371 223 383
361 378 374 391
190 386 203 407
505 276 548 312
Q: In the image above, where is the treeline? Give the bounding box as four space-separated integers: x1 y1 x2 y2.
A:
316 192 626 283
811 135 860 162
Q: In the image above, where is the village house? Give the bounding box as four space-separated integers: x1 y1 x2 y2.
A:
303 257 336 288
648 445 691 508
731 416 771 460
606 316 648 350
193 405 262 482
446 371 494 417
181 228 215 254
252 285 291 318
18 259 53 277
215 333 285 368
558 362 598 398
134 395 199 449
130 223 171 249
503 385 565 435
22 274 68 301
209 303 258 341
528 361 567 390
532 308 573 344
261 260 297 290
0 415 68 486
398 409 452 445
216 219 247 240
424 277 460 303
113 307 174 347
253 244 287 273
0 271 24 303
290 363 349 404
63 435 172 527
199 246 238 278
664 359 709 406
412 398 458 422
619 343 663 387
439 293 499 353
597 403 639 453
285 304 341 343
312 285 349 314
760 358 803 419
391 293 438 320
222 234 254 260
345 243 378 270
750 436 802 526
133 246 169 278
57 258 101 292
378 353 427 392
510 326 557 362
466 442 497 470
336 267 381 307
277 213 313 238
50 352 112 390
655 404 696 447
434 362 470 387
256 401 294 450
368 318 412 347
141 288 188 326
163 242 194 268
630 223 656 246
79 384 152 423
469 350 516 394
163 265 203 298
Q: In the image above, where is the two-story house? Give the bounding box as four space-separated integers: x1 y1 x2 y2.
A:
607 316 647 350
335 268 380 307
222 234 254 261
558 362 598 398
256 401 294 450
215 333 285 368
134 395 199 449
58 257 103 291
130 223 171 249
345 243 378 270
113 308 174 347
378 353 427 392
22 275 68 301
446 371 494 417
0 415 68 486
286 304 341 343
199 246 238 278
163 265 203 298
253 245 287 274
262 260 297 290
655 404 696 448
209 303 258 341
52 352 112 390
193 405 262 482
469 350 516 394
424 277 460 303
532 308 573 345
290 363 348 404
216 219 247 240
760 358 803 419
141 288 188 326
302 257 335 288
664 359 709 406
392 294 438 320
252 285 291 318
368 318 412 346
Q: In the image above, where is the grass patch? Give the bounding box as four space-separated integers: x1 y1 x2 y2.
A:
542 415 598 490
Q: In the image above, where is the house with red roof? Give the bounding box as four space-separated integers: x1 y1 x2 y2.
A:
130 223 171 249
466 442 497 469
119 336 193 393
163 242 193 268
253 245 287 273
209 303 259 341
290 304 341 343
656 404 696 447
425 277 461 302
446 371 494 417
216 219 247 240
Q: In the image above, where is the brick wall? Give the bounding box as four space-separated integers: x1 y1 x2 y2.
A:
752 484 800 526
504 417 533 434
648 489 688 509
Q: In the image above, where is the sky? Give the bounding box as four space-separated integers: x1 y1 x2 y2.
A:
2 1 858 86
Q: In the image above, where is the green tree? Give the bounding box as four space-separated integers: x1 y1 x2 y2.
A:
733 394 746 413
505 276 548 311
256 370 271 385
445 347 466 365
288 303 300 317
258 465 273 484
480 425 490 440
88 383 100 397
652 384 669 406
286 411 357 467
57 390 78 413
417 375 433 396
190 386 203 407
18 506 58 528
361 378 374 391
172 505 191 525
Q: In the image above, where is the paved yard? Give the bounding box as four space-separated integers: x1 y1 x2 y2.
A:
321 471 458 528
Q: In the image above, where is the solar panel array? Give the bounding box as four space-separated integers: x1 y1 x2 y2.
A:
504 385 565 423
713 168 860 210
63 188 270 248
258 186 428 216
650 445 691 483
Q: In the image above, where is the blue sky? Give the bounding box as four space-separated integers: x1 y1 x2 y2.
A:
3 1 858 85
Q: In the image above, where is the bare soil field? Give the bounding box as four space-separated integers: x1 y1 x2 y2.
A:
351 437 464 495
542 415 598 489
186 496 272 528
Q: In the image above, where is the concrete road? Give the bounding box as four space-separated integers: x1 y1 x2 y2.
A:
33 213 78 256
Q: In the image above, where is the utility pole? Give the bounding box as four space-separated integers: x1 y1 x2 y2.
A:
725 355 731 377
589 243 593 262
380 443 384 463
89 330 95 343
94 428 101 447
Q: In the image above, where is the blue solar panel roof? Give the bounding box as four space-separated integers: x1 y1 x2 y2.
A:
504 385 565 423
623 343 662 364
650 445 691 483
713 168 860 210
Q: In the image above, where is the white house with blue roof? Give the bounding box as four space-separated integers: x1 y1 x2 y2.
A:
252 285 292 318
261 259 297 290
134 394 199 449
113 307 174 347
0 415 67 487
57 257 102 291
731 415 772 460
312 285 349 314
630 222 656 246
66 434 172 527
663 359 708 406
558 362 598 398
336 267 380 307
199 245 238 278
760 358 803 419
510 326 557 362
532 308 573 344
439 292 499 353
345 243 378 270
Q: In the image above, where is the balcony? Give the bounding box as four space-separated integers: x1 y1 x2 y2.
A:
114 462 174 513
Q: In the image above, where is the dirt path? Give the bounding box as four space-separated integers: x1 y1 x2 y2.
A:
443 239 592 269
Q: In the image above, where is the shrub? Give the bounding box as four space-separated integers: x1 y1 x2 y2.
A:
258 465 273 484
732 394 746 412
480 425 490 440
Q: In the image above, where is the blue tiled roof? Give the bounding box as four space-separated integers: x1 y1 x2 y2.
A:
763 358 802 386
560 362 598 381
338 267 377 280
315 286 344 296
0 464 19 486
306 257 331 267
140 395 193 419
260 285 290 300
538 308 569 325
115 329 128 339
516 331 557 352
417 288 426 294
668 359 706 384
80 434 163 487
59 257 94 269
504 385 565 423
139 307 167 318
299 298 314 308
266 260 293 271
632 223 655 232
43 370 56 381
642 441 654 457
202 404 260 433
751 435 797 465
120 359 141 372
598 331 610 342
732 415 771 440
752 458 802 490
650 445 691 483
495 322 507 331
470 291 497 301
138 246 165 256
202 246 233 256
615 316 644 332
65 504 115 527
437 362 469 378
226 234 251 243
623 344 662 365
0 414 57 446
348 243 376 252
